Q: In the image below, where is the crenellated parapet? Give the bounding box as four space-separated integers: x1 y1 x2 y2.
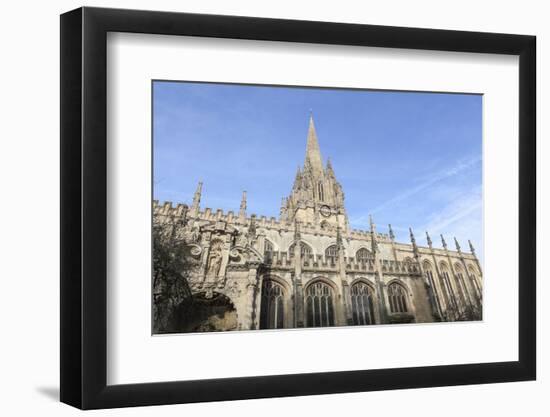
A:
153 200 188 218
153 200 477 264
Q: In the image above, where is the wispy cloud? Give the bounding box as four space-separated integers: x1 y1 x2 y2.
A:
370 155 481 215
420 187 482 235
417 185 483 261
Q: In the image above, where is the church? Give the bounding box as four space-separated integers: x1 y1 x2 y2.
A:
153 116 483 333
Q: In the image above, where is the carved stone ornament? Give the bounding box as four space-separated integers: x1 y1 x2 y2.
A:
185 226 201 243
226 280 242 297
229 247 244 263
236 232 249 248
187 243 202 258
206 240 223 277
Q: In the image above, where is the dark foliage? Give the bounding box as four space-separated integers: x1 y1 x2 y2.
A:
152 216 194 333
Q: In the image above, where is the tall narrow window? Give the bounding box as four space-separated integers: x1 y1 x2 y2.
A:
351 282 376 325
305 281 335 327
259 280 285 329
264 240 274 263
425 267 442 314
325 245 338 264
442 271 458 309
318 182 324 201
438 262 455 309
455 271 470 305
388 282 409 313
468 269 482 302
426 269 435 286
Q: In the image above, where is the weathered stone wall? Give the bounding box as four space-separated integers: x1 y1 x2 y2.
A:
153 200 483 332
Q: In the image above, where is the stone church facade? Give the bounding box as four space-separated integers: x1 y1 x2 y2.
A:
153 116 483 332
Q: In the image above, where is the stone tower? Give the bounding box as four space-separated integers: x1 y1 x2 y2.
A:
281 115 348 230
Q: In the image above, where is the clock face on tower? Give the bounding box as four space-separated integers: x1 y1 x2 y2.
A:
320 205 331 218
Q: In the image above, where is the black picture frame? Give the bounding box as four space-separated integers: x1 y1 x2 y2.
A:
60 6 536 410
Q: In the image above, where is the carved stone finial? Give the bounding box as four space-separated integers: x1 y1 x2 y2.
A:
468 239 476 255
295 165 301 180
426 231 433 249
409 227 418 255
369 215 378 253
369 214 376 233
454 237 461 252
409 227 415 243
248 215 257 239
441 234 448 250
191 181 203 214
239 190 247 219
388 224 395 241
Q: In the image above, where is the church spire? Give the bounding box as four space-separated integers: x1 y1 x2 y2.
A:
282 115 348 230
304 114 324 177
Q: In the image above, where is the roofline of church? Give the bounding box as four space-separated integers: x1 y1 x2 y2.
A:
152 199 477 258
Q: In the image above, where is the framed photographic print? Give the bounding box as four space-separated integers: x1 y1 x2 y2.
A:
60 6 536 409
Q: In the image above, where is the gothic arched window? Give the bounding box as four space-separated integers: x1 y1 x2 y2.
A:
355 248 372 263
388 282 409 314
468 266 482 302
439 263 457 309
423 262 438 296
351 282 376 325
325 245 338 264
264 239 274 263
423 261 443 315
305 281 335 327
318 182 324 201
259 280 285 329
288 242 312 259
454 263 469 305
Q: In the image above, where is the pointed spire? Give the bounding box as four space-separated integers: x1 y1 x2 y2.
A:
292 166 302 191
369 214 376 233
468 239 476 255
304 114 324 177
239 191 247 219
409 227 418 255
369 214 378 253
191 181 203 215
409 227 416 244
388 224 395 241
441 234 448 250
454 237 461 252
426 231 433 249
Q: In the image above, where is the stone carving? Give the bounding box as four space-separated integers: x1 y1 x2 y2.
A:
187 244 202 258
236 232 249 248
226 280 242 297
186 226 201 243
207 240 223 278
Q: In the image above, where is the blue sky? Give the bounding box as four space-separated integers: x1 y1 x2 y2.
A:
153 81 482 260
